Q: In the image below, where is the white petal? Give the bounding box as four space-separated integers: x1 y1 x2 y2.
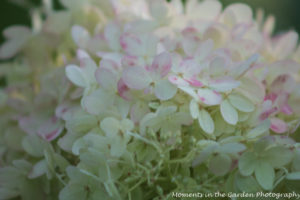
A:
71 25 90 48
82 89 113 115
65 65 87 87
197 88 222 105
220 100 238 125
96 61 119 91
198 109 214 134
104 22 121 51
100 117 120 137
0 39 26 59
209 78 240 92
187 0 221 21
154 79 177 100
189 99 199 119
223 3 253 24
122 66 151 90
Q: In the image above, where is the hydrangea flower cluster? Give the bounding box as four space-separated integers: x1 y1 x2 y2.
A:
0 0 300 199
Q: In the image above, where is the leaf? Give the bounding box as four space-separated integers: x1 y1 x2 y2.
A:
286 172 300 180
209 153 232 176
238 152 257 176
255 161 275 190
198 109 214 134
220 99 238 125
228 93 254 112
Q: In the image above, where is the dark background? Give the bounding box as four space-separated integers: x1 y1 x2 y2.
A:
0 0 300 43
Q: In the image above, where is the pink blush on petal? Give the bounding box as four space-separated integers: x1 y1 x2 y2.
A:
280 103 293 115
270 118 287 133
185 78 203 87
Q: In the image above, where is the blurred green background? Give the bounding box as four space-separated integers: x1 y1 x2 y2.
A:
0 0 300 43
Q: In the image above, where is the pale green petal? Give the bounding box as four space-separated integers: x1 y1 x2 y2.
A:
209 153 232 176
235 172 261 193
286 172 300 180
263 146 294 168
245 119 270 139
100 117 120 137
28 159 48 179
254 161 274 190
220 99 238 125
198 109 214 134
238 152 257 176
189 99 199 119
154 79 177 100
228 93 255 112
59 183 88 200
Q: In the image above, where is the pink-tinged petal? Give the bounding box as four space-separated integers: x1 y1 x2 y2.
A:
259 107 278 121
264 93 278 103
55 103 71 119
197 88 222 105
280 103 293 115
120 33 142 56
209 78 240 92
149 52 172 77
37 117 64 141
122 66 152 90
71 25 90 48
270 118 288 134
185 77 203 87
271 74 296 94
117 78 132 100
122 55 139 67
168 75 189 87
